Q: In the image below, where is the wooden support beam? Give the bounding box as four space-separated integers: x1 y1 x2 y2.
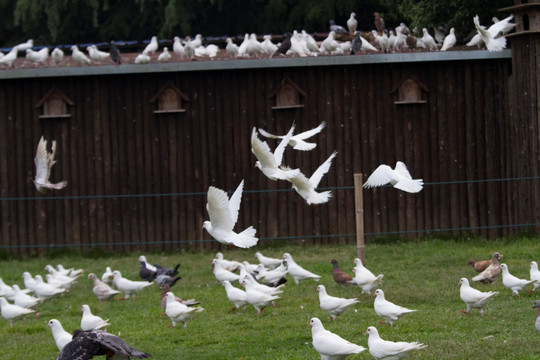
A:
354 173 365 263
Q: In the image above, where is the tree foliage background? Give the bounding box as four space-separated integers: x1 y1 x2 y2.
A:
0 0 513 47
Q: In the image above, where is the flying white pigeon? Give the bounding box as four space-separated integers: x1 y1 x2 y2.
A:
33 137 68 194
12 285 41 309
101 266 114 284
534 300 540 334
347 12 358 33
165 291 204 328
81 304 110 331
0 297 35 326
373 289 417 326
500 263 537 297
289 151 337 205
47 319 72 351
440 28 456 51
282 252 321 284
352 258 384 295
240 277 279 314
363 161 423 193
365 326 427 359
222 280 248 311
530 261 540 291
111 270 153 299
134 51 150 64
458 278 498 316
71 45 92 65
25 47 49 63
0 47 19 67
203 180 258 248
157 47 172 62
143 36 159 54
211 259 241 283
88 273 120 301
33 275 66 300
472 15 507 52
50 48 64 65
420 28 438 50
310 317 366 359
258 122 326 151
469 14 515 50
317 284 359 321
255 251 282 268
251 126 300 181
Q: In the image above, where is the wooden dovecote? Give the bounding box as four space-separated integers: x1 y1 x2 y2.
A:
269 77 306 110
150 82 189 113
35 87 74 119
500 1 540 36
391 75 428 104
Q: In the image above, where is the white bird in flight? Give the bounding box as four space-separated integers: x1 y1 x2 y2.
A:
258 122 326 151
363 161 423 193
33 137 68 194
289 151 337 205
472 15 511 52
203 180 258 248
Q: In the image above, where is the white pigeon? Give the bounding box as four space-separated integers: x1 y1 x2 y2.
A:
352 258 384 295
530 261 540 291
534 300 540 334
320 31 340 54
143 36 159 54
134 51 151 64
347 12 358 33
255 251 282 268
222 280 248 311
111 270 153 299
358 34 379 52
25 47 49 63
165 291 204 328
33 137 68 194
101 266 114 284
0 297 35 326
45 264 71 279
56 264 83 278
302 30 320 54
47 319 72 351
12 285 41 309
225 38 239 57
189 34 203 48
255 263 288 285
241 277 279 313
157 47 172 62
500 263 537 297
183 41 195 60
237 33 250 57
458 278 498 316
363 161 423 193
373 289 417 326
88 273 120 301
22 272 38 292
14 39 34 52
0 278 17 300
317 285 359 321
211 259 241 283
310 317 366 360
472 15 507 52
214 252 241 272
71 45 92 65
246 33 265 57
282 252 321 284
365 326 427 359
203 180 258 248
289 151 337 205
139 255 158 272
0 47 18 67
258 122 326 151
251 125 301 181
440 28 456 51
240 274 284 296
45 274 77 290
173 36 185 57
51 48 64 65
420 28 438 50
81 304 110 331
261 35 278 55
33 275 66 300
86 45 109 62
469 14 515 50
242 261 259 274
288 31 308 57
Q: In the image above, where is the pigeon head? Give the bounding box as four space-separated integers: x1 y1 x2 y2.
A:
492 252 503 263
531 261 539 271
309 317 322 328
373 289 384 298
365 326 379 337
88 273 97 281
458 278 469 286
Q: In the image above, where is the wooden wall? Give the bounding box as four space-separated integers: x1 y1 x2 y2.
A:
0 55 535 255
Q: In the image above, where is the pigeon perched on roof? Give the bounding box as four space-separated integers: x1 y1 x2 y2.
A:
47 319 73 351
472 15 508 52
352 32 379 54
71 45 92 65
56 329 151 360
258 122 326 152
363 161 423 193
14 39 34 52
420 28 438 50
0 47 19 67
165 291 204 328
111 270 153 300
33 136 68 194
143 36 159 54
222 280 248 311
282 252 321 284
80 304 110 331
467 258 492 273
261 35 278 55
440 28 456 51
172 36 185 58
331 259 355 285
246 33 265 57
241 277 280 313
317 284 359 321
347 12 358 33
531 261 540 291
302 31 320 54
374 12 385 33
500 263 537 298
157 47 171 62
310 317 366 359
472 252 503 283
225 37 239 57
373 289 417 326
50 48 64 65
320 31 340 54
272 33 292 57
288 31 308 57
365 326 427 359
203 180 258 248
255 251 282 269
458 278 498 316
86 45 109 62
88 273 120 301
26 47 49 64
0 297 35 326
329 20 348 34
289 151 337 205
183 41 195 60
109 40 121 64
134 51 150 64
533 300 540 333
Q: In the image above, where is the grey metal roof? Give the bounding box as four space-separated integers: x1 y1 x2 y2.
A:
0 49 511 80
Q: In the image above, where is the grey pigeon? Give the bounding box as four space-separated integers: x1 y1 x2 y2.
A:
109 40 121 64
139 261 156 282
272 33 292 57
329 20 348 34
155 274 181 288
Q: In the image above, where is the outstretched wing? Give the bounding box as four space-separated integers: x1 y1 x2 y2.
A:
295 121 326 140
363 164 395 188
273 124 295 165
96 331 151 358
228 180 244 225
258 128 283 140
251 128 278 167
309 151 337 188
393 161 413 179
206 186 234 232
34 136 53 183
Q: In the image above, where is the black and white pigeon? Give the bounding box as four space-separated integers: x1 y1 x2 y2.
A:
139 262 157 282
109 40 121 65
56 329 151 360
329 20 348 35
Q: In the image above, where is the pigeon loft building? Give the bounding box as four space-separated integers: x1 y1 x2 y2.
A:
0 25 539 254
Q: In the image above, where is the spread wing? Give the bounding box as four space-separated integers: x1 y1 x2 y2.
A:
309 151 337 188
257 128 282 140
394 161 413 179
363 164 395 188
289 171 312 191
295 121 326 140
34 136 54 183
228 180 244 225
488 14 514 37
251 128 278 167
206 186 234 231
96 331 151 358
273 124 295 165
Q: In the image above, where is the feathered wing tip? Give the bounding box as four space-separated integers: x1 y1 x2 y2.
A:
234 226 259 248
486 37 506 52
278 166 301 179
50 180 68 190
258 128 279 139
394 179 423 193
307 190 332 205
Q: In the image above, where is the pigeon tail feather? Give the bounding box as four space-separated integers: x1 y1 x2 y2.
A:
307 190 332 205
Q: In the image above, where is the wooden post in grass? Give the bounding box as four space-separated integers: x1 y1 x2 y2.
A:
354 173 365 263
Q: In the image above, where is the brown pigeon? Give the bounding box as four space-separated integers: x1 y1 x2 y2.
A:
467 258 492 273
471 252 503 283
330 259 355 285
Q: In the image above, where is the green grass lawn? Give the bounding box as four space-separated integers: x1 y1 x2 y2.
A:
0 236 539 359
